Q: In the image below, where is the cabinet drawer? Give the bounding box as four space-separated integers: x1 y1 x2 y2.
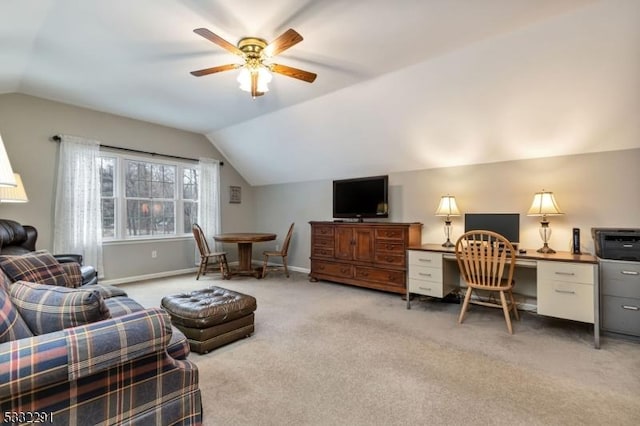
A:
374 253 405 267
537 280 594 323
601 261 640 298
312 260 352 278
375 241 405 253
601 295 640 336
408 279 444 298
355 266 405 287
375 228 406 241
538 261 595 285
408 250 442 267
313 236 334 248
312 246 334 258
408 265 443 283
313 225 334 237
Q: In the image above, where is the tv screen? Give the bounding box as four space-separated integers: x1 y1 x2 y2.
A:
464 213 520 244
333 175 388 220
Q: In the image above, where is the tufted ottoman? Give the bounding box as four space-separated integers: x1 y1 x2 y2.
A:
161 286 257 354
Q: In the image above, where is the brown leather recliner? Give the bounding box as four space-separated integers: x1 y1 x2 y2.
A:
0 219 98 286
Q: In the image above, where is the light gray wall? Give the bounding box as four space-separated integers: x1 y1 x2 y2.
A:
0 93 254 280
2 93 639 288
253 149 640 279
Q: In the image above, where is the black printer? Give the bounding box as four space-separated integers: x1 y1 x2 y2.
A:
591 228 640 261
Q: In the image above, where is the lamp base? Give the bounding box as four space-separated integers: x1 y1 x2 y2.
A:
442 239 454 248
536 244 556 254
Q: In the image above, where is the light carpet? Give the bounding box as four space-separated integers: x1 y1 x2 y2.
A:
120 272 640 426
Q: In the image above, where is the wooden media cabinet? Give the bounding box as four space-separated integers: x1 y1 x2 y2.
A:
309 221 422 294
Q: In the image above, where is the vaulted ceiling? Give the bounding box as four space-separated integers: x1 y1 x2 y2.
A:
2 0 638 185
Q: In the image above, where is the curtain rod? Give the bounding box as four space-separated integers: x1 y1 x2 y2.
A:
50 134 223 166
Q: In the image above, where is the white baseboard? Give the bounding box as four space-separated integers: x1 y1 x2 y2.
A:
100 262 311 286
100 267 198 286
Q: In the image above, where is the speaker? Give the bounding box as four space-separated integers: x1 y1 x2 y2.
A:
572 228 581 254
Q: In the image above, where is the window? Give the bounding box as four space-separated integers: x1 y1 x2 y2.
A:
98 153 198 240
98 157 116 238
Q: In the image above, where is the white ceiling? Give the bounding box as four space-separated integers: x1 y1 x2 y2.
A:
2 0 638 185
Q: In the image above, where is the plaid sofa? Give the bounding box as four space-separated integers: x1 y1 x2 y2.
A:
0 255 202 425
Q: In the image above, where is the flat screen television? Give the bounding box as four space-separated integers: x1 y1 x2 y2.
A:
464 213 520 245
333 175 388 221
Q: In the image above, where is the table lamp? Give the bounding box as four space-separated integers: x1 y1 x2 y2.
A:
0 173 28 203
527 190 563 254
435 195 461 248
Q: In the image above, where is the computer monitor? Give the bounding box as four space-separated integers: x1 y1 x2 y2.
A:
464 213 520 245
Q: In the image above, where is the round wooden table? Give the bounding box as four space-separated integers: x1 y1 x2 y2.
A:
213 232 277 277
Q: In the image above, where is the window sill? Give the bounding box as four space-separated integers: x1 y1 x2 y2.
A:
103 235 192 246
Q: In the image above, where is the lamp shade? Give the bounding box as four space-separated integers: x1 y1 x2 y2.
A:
435 195 461 216
237 66 272 93
0 173 28 203
0 134 17 187
527 190 563 216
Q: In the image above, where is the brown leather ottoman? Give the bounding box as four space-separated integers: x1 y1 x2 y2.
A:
161 286 256 354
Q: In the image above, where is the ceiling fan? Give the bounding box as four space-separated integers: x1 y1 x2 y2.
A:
190 28 317 98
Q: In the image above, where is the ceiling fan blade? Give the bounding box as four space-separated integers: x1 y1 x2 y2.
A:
270 63 317 83
264 28 303 57
190 63 240 77
193 28 243 56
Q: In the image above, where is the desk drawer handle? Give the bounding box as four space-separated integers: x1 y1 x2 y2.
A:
418 258 432 263
622 305 639 311
554 289 576 295
418 272 432 277
418 286 432 291
554 272 575 276
621 270 639 276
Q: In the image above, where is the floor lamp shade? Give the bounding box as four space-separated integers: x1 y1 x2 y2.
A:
0 173 28 202
0 134 17 187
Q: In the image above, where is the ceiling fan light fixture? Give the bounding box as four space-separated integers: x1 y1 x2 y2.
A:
237 66 272 94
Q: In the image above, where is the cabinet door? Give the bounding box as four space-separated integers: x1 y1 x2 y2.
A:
353 228 374 262
335 227 354 260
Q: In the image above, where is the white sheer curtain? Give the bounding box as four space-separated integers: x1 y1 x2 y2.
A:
197 158 222 256
54 135 103 275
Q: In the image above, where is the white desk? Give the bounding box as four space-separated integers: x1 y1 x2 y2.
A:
406 244 600 348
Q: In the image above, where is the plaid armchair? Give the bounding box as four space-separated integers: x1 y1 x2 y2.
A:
0 256 202 425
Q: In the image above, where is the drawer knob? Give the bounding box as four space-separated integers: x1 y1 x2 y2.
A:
621 270 639 276
622 305 639 311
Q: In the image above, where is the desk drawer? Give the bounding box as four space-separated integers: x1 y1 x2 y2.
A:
408 265 443 283
538 261 595 285
408 250 442 267
537 280 594 323
408 279 445 298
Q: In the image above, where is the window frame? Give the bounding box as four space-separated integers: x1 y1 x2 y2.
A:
99 151 199 242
